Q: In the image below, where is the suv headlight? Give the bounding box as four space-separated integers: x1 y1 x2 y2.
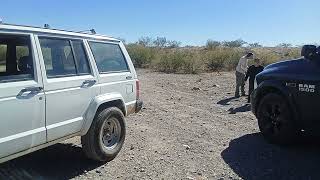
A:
254 78 258 89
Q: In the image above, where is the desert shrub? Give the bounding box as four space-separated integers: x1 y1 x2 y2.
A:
167 40 181 48
249 42 262 48
153 37 167 48
182 51 203 74
222 39 247 48
126 37 303 74
154 50 186 73
206 40 221 50
138 36 153 47
203 48 244 71
126 44 156 68
253 47 301 66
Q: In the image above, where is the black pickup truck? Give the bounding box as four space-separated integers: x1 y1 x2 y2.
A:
251 45 320 145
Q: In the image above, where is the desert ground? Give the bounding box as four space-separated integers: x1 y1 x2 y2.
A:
1 69 320 180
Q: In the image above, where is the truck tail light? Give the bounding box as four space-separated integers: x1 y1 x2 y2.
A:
136 80 140 100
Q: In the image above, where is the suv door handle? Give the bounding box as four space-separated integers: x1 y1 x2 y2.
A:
18 86 43 96
82 80 96 87
21 86 43 93
126 76 133 80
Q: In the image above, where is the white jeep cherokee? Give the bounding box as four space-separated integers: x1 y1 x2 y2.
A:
0 23 143 163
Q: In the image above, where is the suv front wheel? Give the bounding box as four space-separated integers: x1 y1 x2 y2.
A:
81 107 126 162
257 93 299 145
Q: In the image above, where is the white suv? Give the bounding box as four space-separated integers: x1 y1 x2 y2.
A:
0 23 143 163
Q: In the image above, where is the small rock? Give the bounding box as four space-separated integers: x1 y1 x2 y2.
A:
95 170 101 174
183 144 191 150
130 145 134 150
213 84 220 87
192 87 202 91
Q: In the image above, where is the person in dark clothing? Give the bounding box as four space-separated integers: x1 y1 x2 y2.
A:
245 58 264 103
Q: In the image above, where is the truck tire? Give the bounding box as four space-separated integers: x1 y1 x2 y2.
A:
81 107 126 162
257 93 298 145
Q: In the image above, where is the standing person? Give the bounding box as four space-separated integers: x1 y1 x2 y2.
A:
245 58 264 102
235 53 254 98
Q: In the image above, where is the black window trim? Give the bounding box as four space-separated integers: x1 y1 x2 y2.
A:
70 39 92 76
0 33 36 84
38 36 92 78
88 40 130 74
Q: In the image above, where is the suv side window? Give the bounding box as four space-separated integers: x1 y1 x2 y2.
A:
71 40 91 75
89 42 129 73
39 38 91 78
0 34 34 83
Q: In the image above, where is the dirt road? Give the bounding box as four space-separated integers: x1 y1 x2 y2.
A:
1 69 320 180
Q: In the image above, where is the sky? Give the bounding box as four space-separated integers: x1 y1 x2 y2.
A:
0 0 319 46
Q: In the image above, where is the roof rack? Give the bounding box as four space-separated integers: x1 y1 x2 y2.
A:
0 22 120 42
77 29 96 34
0 23 105 36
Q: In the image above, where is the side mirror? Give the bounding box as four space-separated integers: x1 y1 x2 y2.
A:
301 45 317 60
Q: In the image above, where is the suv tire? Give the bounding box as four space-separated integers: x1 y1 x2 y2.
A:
257 93 298 145
81 107 126 162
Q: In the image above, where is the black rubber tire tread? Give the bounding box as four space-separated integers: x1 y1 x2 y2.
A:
81 107 126 162
257 93 299 145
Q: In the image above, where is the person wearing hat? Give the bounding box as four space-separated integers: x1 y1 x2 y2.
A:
245 58 264 102
235 53 254 98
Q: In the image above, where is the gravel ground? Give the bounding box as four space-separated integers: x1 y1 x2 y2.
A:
1 69 320 180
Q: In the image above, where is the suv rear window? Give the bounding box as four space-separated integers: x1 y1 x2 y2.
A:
39 38 91 78
89 42 129 73
0 34 34 83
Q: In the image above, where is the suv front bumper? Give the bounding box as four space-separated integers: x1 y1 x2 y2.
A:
135 99 143 113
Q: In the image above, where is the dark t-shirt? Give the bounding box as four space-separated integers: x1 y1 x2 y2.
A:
245 65 264 86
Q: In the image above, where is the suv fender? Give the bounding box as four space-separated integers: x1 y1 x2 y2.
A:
253 80 300 124
80 93 126 136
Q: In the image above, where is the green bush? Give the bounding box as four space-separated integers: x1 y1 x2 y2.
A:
126 44 156 68
203 48 244 71
154 50 185 73
126 41 302 74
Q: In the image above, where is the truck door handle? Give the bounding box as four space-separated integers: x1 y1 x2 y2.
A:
126 76 133 80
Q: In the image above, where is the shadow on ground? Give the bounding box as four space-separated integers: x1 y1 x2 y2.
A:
217 97 251 114
221 133 320 180
217 97 238 106
0 143 104 180
228 104 251 114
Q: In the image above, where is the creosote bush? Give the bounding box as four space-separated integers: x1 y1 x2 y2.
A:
126 38 301 74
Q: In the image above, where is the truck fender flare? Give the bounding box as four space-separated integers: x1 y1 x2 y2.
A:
256 80 300 123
